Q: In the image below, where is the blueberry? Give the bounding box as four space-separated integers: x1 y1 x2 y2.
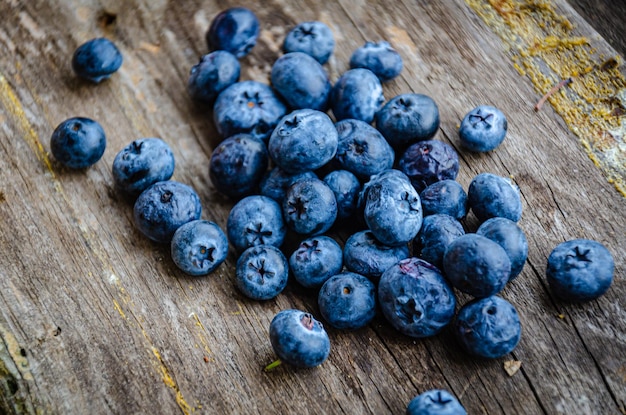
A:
406 389 467 415
283 178 337 236
283 21 335 64
209 133 269 199
206 7 259 58
268 109 337 173
269 309 331 368
133 181 202 243
443 233 511 298
343 230 410 283
362 170 422 246
349 41 403 82
50 117 106 169
546 239 614 302
322 170 361 219
318 272 376 330
112 138 175 197
378 258 456 338
414 214 465 270
454 296 521 359
420 180 468 220
477 218 528 280
188 51 240 104
227 195 286 252
170 220 228 276
459 105 507 152
376 93 440 151
289 235 343 289
259 167 317 202
398 140 459 193
468 173 522 223
270 52 331 111
334 119 395 180
236 245 288 300
71 38 122 83
330 68 384 123
213 80 287 142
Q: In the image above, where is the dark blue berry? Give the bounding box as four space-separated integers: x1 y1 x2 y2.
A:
343 230 410 283
50 117 106 169
259 167 317 202
206 7 259 58
170 220 228 276
406 389 467 415
468 173 522 223
283 178 337 236
318 272 376 330
322 170 361 219
188 51 240 104
330 68 384 123
72 38 122 83
349 41 403 82
227 195 286 252
419 180 468 220
289 235 343 289
477 217 528 280
236 245 288 300
414 214 465 270
398 140 459 193
283 21 335 64
270 52 331 111
459 105 507 152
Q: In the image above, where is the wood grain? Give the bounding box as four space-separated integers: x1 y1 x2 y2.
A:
0 0 624 414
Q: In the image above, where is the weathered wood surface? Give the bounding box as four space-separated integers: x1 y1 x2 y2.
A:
0 0 624 414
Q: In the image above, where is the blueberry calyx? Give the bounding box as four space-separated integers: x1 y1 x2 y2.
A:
300 313 315 330
161 191 173 203
295 239 321 261
396 295 423 323
469 110 495 128
287 197 306 218
245 222 273 244
248 259 275 281
193 245 216 267
567 246 592 265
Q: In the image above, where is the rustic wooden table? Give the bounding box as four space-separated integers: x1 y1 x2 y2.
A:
0 1 624 414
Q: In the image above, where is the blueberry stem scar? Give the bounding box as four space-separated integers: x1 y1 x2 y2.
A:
264 359 282 372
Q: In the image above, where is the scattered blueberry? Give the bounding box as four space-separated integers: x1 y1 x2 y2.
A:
259 167 317 202
269 309 331 368
283 21 335 64
112 138 175 197
209 133 269 199
443 233 511 298
318 272 377 330
50 117 106 169
170 220 228 276
289 235 343 289
414 214 465 270
419 180 468 219
376 93 440 150
322 170 361 219
227 195 286 252
477 217 528 280
398 140 460 193
546 239 614 302
343 230 410 283
236 245 288 300
406 389 467 415
349 41 403 82
459 105 507 152
378 258 456 338
468 173 522 223
188 51 240 104
270 52 331 111
72 38 122 83
454 295 521 359
283 178 337 236
133 181 202 243
330 68 384 123
206 7 260 58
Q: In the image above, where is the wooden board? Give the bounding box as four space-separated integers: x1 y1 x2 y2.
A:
0 0 624 414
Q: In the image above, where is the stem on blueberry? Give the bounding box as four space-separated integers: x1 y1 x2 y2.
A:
264 359 282 372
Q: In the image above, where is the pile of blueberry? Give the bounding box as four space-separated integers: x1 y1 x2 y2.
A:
52 6 615 414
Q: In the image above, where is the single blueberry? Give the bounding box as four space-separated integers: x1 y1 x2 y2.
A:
133 181 202 243
414 214 465 270
349 41 403 82
289 235 343 289
443 233 511 298
318 272 377 330
356 169 414 227
454 296 522 359
406 389 467 415
188 51 240 104
322 170 361 219
170 220 228 276
334 119 395 180
283 21 335 64
206 7 260 58
112 138 175 198
343 230 410 283
72 38 122 83
50 117 106 169
213 80 287 142
468 173 522 223
227 195 286 252
269 309 331 368
398 140 459 193
477 217 528 280
283 178 337 236
259 167 317 202
378 258 456 338
209 133 269 199
236 245 288 300
546 239 614 302
376 93 440 151
459 105 508 152
419 180 468 220
270 52 331 111
330 68 384 123
268 109 338 173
